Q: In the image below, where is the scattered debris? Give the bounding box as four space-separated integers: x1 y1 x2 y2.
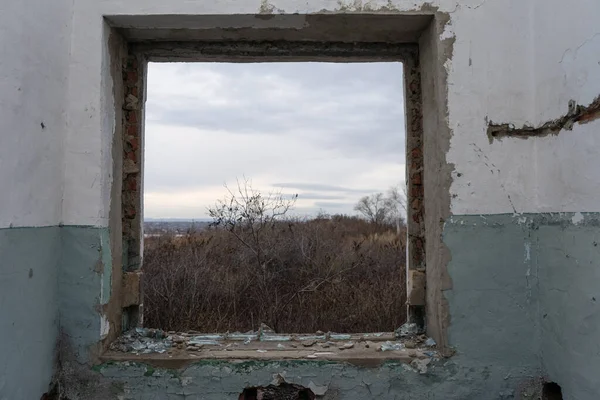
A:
259 323 274 334
297 334 326 341
338 342 354 350
395 322 421 338
188 337 221 346
379 341 405 352
330 333 352 340
262 334 293 342
109 328 172 354
108 324 437 366
410 358 431 374
230 332 258 342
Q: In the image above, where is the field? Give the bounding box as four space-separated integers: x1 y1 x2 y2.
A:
143 216 407 333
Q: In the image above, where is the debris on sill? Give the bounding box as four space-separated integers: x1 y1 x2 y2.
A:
107 322 441 368
379 341 405 352
395 322 423 338
109 328 172 354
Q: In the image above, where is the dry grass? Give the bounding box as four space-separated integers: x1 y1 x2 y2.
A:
142 216 407 333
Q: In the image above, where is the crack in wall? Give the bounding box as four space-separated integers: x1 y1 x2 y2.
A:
487 95 600 142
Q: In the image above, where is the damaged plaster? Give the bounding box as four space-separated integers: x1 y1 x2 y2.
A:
57 358 546 400
487 96 600 142
3 0 600 399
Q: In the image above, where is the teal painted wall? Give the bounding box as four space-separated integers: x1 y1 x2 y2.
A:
0 226 111 399
0 227 61 399
59 227 112 363
446 213 600 400
3 215 600 399
537 215 600 399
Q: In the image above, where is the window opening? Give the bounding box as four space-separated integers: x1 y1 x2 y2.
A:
141 62 408 335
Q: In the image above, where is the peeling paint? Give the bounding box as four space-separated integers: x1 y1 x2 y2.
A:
101 315 111 339
572 212 584 225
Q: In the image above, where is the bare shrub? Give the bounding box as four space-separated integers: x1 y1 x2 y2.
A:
142 180 407 333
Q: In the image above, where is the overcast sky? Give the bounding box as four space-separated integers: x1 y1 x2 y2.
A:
144 62 406 220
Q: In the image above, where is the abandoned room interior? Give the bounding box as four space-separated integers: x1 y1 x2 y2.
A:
1 0 600 399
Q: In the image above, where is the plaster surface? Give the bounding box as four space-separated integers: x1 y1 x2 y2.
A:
0 227 60 400
0 0 72 228
59 226 114 364
445 213 600 400
69 359 543 400
62 0 550 226
537 214 600 400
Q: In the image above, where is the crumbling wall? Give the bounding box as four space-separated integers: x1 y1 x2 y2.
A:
2 0 597 399
69 360 545 400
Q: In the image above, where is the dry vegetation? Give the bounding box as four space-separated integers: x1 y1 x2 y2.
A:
143 180 407 333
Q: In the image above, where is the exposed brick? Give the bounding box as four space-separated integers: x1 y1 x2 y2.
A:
129 137 139 151
413 172 422 185
127 111 137 124
127 124 138 135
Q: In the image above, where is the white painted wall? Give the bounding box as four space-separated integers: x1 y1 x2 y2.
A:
445 0 537 215
533 0 600 214
63 0 530 226
0 0 73 228
60 0 600 223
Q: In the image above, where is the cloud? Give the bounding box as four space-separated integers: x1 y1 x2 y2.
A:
144 62 406 218
274 183 376 194
313 201 357 209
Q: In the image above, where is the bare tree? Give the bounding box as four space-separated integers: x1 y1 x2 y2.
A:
354 193 388 225
385 184 407 234
354 185 407 232
208 177 297 269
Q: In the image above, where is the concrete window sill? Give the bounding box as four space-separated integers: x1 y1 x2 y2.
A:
102 329 440 369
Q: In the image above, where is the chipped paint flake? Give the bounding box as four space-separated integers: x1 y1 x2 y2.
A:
572 212 584 225
524 242 531 262
101 314 110 339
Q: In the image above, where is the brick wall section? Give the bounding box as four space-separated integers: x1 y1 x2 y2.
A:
122 55 145 272
404 55 426 324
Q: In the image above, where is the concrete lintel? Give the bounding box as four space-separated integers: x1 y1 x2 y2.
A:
132 40 416 62
106 14 433 44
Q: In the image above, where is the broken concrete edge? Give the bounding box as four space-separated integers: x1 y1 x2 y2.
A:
418 9 455 358
90 358 434 379
97 354 427 371
51 356 549 400
487 95 600 142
